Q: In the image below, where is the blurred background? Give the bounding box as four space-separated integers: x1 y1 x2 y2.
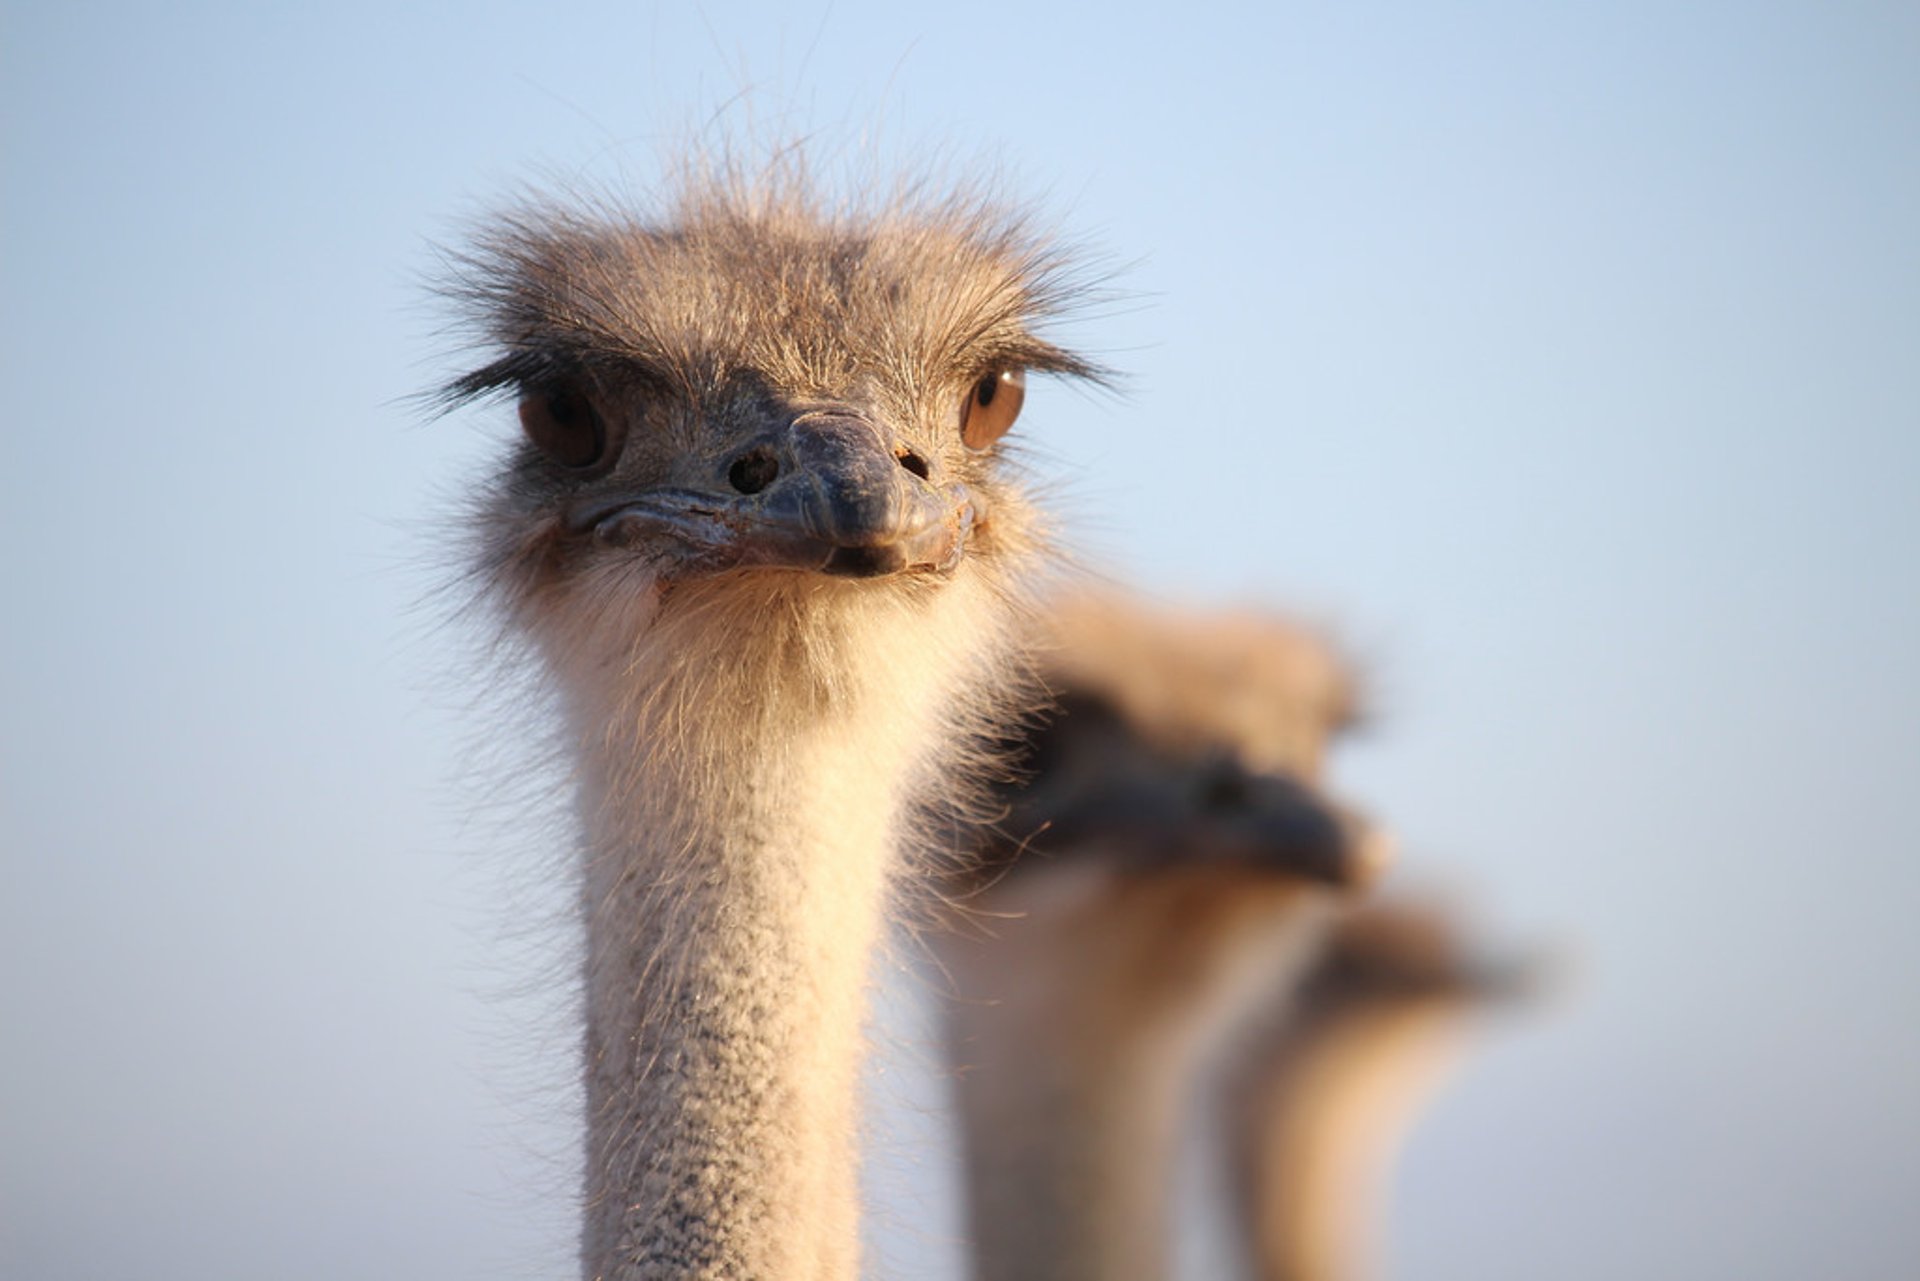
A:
3 2 1915 1278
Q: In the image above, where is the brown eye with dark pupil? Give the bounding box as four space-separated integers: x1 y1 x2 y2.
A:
961 369 1026 451
519 387 607 469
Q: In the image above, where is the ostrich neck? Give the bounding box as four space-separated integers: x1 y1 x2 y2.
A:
947 865 1333 1281
558 582 998 1281
578 727 897 1280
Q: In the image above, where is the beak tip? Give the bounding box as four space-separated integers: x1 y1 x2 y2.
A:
821 544 907 578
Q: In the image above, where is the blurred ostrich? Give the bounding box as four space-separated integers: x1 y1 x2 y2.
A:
1221 901 1534 1281
442 168 1096 1280
939 593 1532 1280
937 594 1389 1281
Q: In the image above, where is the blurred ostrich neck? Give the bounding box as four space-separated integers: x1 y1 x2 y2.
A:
558 584 984 1280
950 865 1335 1281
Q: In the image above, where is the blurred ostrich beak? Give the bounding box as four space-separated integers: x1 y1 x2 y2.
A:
1022 761 1395 890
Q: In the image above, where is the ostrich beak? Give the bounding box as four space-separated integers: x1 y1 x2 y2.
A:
1183 767 1393 889
1236 782 1394 889
569 411 978 580
1018 768 1392 890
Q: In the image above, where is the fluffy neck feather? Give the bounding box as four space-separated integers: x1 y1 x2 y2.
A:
546 570 1011 1280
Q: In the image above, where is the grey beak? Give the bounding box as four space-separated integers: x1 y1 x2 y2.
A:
570 411 978 581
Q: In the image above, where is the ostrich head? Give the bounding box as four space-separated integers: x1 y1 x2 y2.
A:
441 179 1099 678
975 593 1392 892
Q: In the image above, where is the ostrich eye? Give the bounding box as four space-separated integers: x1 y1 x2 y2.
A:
518 386 610 470
960 369 1026 451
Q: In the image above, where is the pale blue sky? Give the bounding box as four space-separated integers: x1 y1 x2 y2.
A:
4 3 1916 1278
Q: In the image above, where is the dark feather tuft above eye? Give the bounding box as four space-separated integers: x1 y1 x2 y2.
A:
519 383 614 470
961 369 1026 451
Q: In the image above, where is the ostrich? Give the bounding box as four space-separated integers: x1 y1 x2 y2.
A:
938 593 1536 1280
1221 901 1536 1281
937 593 1389 1281
441 167 1097 1280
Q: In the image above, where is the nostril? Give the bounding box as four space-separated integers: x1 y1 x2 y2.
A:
895 448 931 480
728 449 780 495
